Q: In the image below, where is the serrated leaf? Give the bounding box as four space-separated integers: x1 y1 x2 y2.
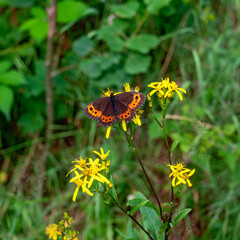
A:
129 200 149 215
0 71 26 86
110 1 139 19
57 1 94 23
100 53 121 71
171 140 179 156
0 86 13 120
73 36 94 57
124 53 151 75
126 34 160 54
147 0 171 15
173 208 192 227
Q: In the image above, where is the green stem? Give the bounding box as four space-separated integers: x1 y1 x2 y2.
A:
123 131 164 222
108 193 154 240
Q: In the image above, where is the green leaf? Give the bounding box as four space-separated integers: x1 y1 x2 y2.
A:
158 222 168 235
0 86 14 120
25 61 45 97
127 198 158 213
95 23 126 52
171 140 179 156
73 36 95 57
20 18 48 41
80 57 102 79
129 200 149 215
124 53 151 75
57 1 95 23
126 34 160 54
0 61 11 73
0 71 26 86
173 208 192 227
110 1 139 19
18 112 45 135
100 53 121 71
147 0 171 15
135 192 161 240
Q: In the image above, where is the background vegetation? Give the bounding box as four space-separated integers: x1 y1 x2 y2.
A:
0 0 239 239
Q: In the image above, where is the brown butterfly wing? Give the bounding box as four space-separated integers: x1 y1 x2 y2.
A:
114 99 135 123
116 92 145 110
97 101 116 127
84 97 109 120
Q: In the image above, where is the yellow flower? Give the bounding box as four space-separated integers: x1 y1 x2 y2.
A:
45 223 61 240
124 83 131 92
66 157 86 177
148 77 186 101
148 81 164 97
165 81 186 101
177 169 195 187
70 171 93 201
93 148 110 161
169 169 187 187
134 86 140 92
87 158 110 188
168 163 190 172
102 88 112 97
168 163 195 187
132 109 144 126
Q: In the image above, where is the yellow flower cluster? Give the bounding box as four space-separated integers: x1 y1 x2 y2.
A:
67 148 111 201
168 163 195 187
148 77 186 101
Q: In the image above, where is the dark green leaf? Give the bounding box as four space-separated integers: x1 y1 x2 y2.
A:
173 208 192 227
73 36 95 57
124 53 151 75
127 198 158 213
0 86 13 120
10 0 34 7
126 34 160 54
110 1 139 19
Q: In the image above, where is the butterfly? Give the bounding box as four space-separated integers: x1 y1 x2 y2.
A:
84 92 145 127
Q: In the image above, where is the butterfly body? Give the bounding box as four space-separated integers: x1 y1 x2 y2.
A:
84 92 145 127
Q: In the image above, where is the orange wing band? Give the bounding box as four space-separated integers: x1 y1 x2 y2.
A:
118 108 131 119
101 115 114 123
88 105 102 118
128 93 141 109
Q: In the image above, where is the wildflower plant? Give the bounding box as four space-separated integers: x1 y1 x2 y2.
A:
45 212 79 240
62 79 195 240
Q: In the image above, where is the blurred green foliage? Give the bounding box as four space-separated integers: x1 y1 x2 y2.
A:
0 0 240 239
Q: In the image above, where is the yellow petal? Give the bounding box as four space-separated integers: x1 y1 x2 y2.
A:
106 126 111 139
122 119 127 132
88 176 95 188
175 90 183 101
177 87 186 94
149 89 157 96
73 187 79 202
